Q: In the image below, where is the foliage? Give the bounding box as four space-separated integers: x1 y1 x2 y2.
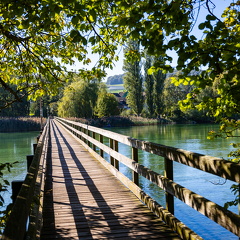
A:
144 54 166 118
2 0 239 118
162 73 193 120
95 92 119 118
0 85 30 117
169 3 240 120
1 0 239 211
30 95 60 117
123 40 143 116
120 109 135 117
152 57 166 118
58 78 99 118
144 54 155 116
162 71 216 122
0 0 113 109
1 1 239 113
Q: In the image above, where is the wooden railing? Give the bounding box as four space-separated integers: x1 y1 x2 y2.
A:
2 119 50 240
56 117 240 239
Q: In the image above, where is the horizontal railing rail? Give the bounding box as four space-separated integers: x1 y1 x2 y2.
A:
2 118 50 240
56 117 240 239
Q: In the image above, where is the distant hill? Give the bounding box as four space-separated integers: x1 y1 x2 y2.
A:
106 74 124 85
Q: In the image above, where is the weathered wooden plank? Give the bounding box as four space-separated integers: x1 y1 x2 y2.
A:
58 120 240 237
62 124 204 240
59 117 240 238
40 120 183 240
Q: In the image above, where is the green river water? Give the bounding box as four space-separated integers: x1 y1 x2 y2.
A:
0 124 239 239
0 131 38 209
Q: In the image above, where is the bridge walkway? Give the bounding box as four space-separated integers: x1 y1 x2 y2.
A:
40 119 181 239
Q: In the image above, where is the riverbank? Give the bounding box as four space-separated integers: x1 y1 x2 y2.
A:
64 116 171 128
0 117 47 132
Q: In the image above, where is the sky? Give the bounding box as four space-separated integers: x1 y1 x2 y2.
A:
67 0 232 81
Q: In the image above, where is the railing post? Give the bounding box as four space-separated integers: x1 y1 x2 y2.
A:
99 134 103 157
109 139 114 166
11 180 24 203
238 183 240 216
132 147 139 185
26 155 34 170
87 129 91 147
79 126 82 140
83 128 86 143
92 132 96 152
33 143 37 154
164 157 174 214
114 140 119 170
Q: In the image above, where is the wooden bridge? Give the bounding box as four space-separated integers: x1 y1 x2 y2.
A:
2 118 240 240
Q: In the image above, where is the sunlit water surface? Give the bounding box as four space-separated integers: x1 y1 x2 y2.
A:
0 132 38 210
107 124 239 240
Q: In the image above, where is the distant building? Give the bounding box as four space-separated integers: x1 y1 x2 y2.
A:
112 92 129 110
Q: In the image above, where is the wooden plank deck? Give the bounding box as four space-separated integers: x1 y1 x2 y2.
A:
40 119 181 239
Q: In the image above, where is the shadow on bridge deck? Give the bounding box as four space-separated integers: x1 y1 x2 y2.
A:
40 120 181 239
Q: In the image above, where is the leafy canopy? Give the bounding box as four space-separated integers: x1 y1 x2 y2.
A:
1 0 239 118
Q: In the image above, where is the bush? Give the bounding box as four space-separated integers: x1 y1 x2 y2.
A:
0 117 46 132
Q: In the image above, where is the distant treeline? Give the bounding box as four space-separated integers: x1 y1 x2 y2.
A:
0 117 47 132
106 74 124 85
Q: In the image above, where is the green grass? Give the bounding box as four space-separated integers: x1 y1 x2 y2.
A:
109 89 125 93
107 84 125 93
107 84 124 87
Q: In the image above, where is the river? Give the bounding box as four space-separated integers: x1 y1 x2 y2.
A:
0 132 38 210
0 124 239 239
107 124 239 240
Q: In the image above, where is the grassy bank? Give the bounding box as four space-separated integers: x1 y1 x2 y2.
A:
64 116 170 128
0 117 47 132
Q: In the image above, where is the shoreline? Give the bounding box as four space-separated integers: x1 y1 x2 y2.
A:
0 117 46 132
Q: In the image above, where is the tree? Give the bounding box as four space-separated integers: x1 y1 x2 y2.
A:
123 40 143 116
144 54 154 116
95 93 119 117
58 78 98 118
152 57 166 118
0 85 29 117
106 74 124 85
0 0 114 109
144 54 166 118
1 0 239 117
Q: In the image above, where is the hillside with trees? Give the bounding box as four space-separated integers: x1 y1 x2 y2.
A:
106 74 124 85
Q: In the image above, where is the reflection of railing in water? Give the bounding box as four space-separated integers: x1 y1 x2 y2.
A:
56 117 240 238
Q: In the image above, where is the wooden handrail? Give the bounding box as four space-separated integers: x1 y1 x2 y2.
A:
2 119 50 240
55 117 240 238
55 118 240 183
